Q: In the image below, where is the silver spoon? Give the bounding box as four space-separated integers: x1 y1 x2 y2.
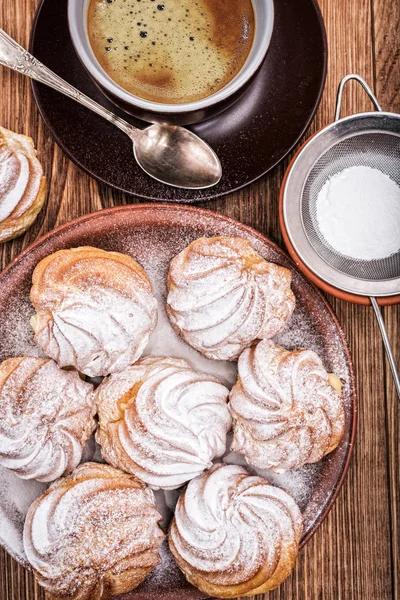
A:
0 29 222 190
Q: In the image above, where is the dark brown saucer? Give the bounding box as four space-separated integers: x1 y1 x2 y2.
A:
29 0 327 202
0 205 356 599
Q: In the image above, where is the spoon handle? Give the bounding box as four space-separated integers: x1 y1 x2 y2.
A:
0 28 136 138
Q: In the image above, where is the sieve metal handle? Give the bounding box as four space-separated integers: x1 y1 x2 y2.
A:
371 297 400 399
335 74 383 121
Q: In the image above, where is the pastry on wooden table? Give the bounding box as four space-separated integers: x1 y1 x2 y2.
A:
169 463 303 598
0 356 95 482
0 126 46 243
229 340 345 472
23 462 165 600
95 356 231 489
30 246 158 377
166 236 295 361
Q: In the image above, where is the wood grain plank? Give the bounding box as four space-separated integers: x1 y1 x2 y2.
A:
372 0 400 110
383 304 400 599
0 0 398 599
372 1 400 597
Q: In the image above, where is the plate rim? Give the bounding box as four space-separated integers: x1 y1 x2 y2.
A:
0 203 357 555
28 0 328 203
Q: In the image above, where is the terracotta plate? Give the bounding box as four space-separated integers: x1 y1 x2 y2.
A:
0 206 356 599
29 0 327 203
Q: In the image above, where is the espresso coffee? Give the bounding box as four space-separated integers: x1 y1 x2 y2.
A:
87 0 255 104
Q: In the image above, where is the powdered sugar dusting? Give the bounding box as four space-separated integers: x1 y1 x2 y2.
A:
276 303 350 386
30 247 158 377
229 340 345 473
95 356 232 490
0 466 47 567
165 237 295 361
0 208 355 596
0 357 96 482
0 288 42 360
24 463 165 598
0 127 43 223
222 444 322 511
144 263 237 387
169 464 303 590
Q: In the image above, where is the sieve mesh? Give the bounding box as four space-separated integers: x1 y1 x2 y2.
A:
302 131 400 281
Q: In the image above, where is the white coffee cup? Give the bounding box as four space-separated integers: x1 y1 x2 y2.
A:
68 0 274 125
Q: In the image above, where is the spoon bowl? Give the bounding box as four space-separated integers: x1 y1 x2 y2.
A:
133 125 222 189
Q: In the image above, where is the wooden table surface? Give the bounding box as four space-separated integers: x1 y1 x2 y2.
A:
0 0 399 599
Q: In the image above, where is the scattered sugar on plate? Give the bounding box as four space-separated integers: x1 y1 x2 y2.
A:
222 449 321 511
0 290 42 361
316 165 400 260
0 466 47 566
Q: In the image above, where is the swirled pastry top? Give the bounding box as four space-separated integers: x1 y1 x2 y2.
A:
0 126 46 243
23 462 165 600
229 340 345 473
30 246 158 377
95 356 231 490
169 464 303 597
166 237 295 361
0 356 95 482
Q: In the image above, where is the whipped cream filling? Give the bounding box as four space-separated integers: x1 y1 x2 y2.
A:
167 237 295 361
229 340 345 472
30 248 158 377
96 357 232 489
169 464 303 589
0 357 96 482
23 463 165 598
0 130 43 222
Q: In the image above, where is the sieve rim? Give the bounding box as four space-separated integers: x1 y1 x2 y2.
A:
281 111 400 300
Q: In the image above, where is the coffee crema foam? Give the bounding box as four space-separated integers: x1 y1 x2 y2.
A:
87 0 255 104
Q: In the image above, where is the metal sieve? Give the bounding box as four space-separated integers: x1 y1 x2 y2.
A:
280 74 400 398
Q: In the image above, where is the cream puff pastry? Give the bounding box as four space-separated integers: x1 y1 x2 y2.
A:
229 340 345 472
0 356 95 482
30 246 158 377
95 356 231 489
23 462 165 600
0 126 46 243
166 237 295 361
169 464 303 597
